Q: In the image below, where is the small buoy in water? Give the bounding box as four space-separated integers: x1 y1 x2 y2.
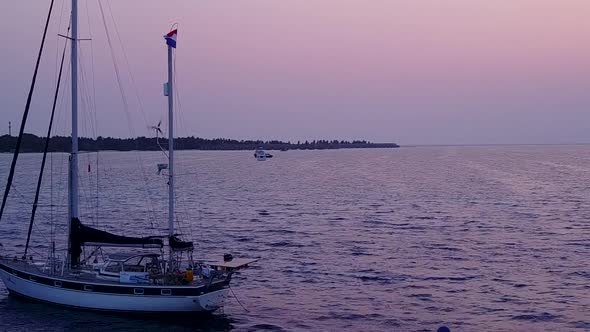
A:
224 253 233 262
437 326 451 332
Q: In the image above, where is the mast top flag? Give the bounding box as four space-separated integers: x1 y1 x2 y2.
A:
165 29 177 48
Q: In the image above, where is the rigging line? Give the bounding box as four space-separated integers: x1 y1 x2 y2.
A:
172 43 191 152
95 151 99 227
77 48 89 135
229 285 250 312
86 2 100 225
53 63 70 213
171 41 198 244
53 152 69 218
8 185 32 207
51 163 56 245
54 0 66 88
49 1 71 257
9 185 57 223
30 222 55 247
51 51 70 140
0 0 56 223
50 151 55 261
86 1 99 137
78 35 98 141
169 28 194 242
103 0 160 229
106 1 172 195
98 0 158 228
105 0 150 128
76 48 98 220
98 0 130 118
25 242 55 261
78 47 97 139
172 38 189 139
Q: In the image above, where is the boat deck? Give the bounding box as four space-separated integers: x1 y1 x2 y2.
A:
0 257 223 288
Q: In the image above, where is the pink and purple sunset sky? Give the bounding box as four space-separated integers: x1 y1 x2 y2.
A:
1 0 589 145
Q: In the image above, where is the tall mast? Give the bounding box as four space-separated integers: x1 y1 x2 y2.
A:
71 0 79 219
167 43 174 242
68 0 79 264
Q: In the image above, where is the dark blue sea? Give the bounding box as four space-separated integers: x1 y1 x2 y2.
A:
0 146 589 331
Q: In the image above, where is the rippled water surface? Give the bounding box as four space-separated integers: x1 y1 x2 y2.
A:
0 146 589 331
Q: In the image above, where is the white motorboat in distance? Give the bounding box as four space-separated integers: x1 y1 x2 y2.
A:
254 146 273 161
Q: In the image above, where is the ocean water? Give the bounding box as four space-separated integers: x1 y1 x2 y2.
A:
0 146 589 331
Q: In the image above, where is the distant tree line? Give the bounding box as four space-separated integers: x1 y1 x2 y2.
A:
0 134 399 153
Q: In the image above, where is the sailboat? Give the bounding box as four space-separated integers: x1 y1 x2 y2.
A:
0 0 255 312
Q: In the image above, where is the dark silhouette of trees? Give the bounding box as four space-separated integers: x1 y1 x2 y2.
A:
0 134 399 153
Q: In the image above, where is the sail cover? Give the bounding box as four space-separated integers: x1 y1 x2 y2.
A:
70 218 163 265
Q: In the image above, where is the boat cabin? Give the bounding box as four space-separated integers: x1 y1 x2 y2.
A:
99 253 162 283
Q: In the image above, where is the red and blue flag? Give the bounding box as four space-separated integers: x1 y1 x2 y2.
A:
164 29 177 48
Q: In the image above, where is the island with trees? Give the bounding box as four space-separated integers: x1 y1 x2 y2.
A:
0 134 399 153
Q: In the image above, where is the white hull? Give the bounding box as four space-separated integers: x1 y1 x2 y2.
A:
0 267 228 312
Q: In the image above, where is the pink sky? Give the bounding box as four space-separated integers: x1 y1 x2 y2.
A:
1 0 589 144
